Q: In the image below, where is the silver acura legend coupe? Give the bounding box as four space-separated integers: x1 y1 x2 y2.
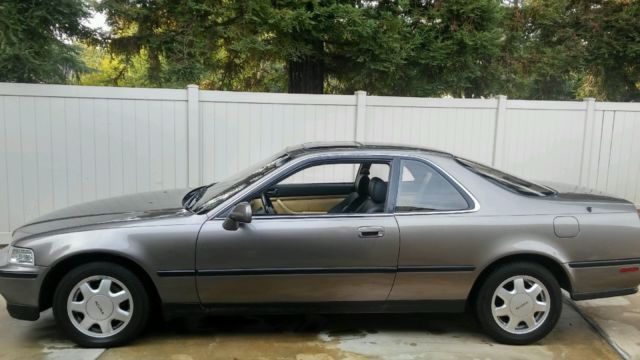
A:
1 142 639 347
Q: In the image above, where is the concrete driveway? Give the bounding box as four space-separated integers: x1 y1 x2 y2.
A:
577 293 640 360
0 296 619 360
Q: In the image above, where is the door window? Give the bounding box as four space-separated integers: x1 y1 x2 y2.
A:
395 159 469 212
280 163 358 184
251 161 391 215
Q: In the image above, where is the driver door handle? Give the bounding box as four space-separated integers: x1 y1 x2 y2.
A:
358 226 385 238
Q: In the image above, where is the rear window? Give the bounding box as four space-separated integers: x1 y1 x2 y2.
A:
456 158 556 197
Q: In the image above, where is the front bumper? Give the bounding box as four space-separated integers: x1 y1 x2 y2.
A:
0 262 46 321
6 303 40 321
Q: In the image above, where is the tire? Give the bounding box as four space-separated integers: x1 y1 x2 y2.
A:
475 262 562 345
52 262 150 348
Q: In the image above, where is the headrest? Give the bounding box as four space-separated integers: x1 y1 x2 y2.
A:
355 175 370 196
368 177 387 203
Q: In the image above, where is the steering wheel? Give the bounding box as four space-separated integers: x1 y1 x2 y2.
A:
261 192 276 214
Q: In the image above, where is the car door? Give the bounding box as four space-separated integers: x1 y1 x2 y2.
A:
387 157 480 301
195 157 400 304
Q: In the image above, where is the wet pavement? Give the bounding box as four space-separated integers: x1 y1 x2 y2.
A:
0 296 620 360
577 292 640 360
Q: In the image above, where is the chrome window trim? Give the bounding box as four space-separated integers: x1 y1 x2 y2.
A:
211 213 395 221
207 150 480 220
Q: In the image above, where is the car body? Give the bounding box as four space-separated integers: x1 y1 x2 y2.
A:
1 142 639 347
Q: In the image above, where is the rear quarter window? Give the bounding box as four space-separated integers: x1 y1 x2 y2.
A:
395 159 470 212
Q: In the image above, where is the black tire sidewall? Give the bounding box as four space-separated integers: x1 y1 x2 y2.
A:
475 262 562 345
52 262 150 348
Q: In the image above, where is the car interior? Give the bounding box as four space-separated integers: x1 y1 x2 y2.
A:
249 162 391 215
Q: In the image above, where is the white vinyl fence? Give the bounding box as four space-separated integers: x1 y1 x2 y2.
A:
1 82 639 243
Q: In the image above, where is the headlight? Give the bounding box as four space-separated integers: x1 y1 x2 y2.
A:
8 246 35 266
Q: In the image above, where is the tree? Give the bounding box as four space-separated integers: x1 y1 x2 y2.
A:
384 0 505 97
76 45 151 87
575 0 640 101
97 0 505 95
497 0 586 100
82 0 640 100
498 0 640 101
232 0 414 94
95 0 409 93
0 0 93 83
226 0 505 96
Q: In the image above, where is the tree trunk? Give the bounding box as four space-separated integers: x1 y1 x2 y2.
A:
287 42 324 94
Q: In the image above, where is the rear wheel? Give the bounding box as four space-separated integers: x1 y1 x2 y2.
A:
52 262 150 347
475 262 562 345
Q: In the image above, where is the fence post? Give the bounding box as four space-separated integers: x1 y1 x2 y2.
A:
187 84 201 187
579 97 596 187
492 95 507 167
354 91 367 142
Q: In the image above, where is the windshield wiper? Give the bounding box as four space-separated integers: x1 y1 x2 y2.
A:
182 185 208 211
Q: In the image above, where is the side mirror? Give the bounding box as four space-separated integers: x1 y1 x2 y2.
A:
223 202 252 231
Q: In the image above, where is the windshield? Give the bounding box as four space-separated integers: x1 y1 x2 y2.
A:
456 157 556 197
186 151 291 214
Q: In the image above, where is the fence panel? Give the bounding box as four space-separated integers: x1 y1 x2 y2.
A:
1 83 640 243
498 106 587 185
199 91 357 183
0 84 189 243
603 111 640 202
364 97 497 165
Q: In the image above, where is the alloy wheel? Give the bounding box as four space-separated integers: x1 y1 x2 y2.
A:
490 275 550 334
66 275 133 338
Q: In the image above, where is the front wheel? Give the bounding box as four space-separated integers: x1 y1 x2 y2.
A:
475 262 562 345
52 262 150 347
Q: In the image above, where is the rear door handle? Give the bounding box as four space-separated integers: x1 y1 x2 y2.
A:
358 226 385 238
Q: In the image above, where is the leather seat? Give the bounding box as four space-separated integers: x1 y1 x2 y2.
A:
328 175 370 213
355 177 387 213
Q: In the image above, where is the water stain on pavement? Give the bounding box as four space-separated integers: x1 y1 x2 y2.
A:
0 297 621 360
100 302 618 360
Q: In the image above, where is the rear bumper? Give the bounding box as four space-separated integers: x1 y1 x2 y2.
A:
566 258 640 301
572 287 637 301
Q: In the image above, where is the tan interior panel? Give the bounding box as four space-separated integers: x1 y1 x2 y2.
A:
274 196 345 214
250 198 263 212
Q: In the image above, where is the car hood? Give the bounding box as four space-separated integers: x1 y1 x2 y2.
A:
539 181 631 204
12 188 193 242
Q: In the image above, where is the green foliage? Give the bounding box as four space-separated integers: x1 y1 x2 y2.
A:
5 0 638 100
380 0 505 97
497 0 585 99
575 0 640 101
499 0 640 101
93 0 506 96
75 45 151 87
0 0 93 83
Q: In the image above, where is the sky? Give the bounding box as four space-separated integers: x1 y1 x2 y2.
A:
85 11 108 31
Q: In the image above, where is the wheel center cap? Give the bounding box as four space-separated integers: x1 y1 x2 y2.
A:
510 294 534 317
85 295 114 320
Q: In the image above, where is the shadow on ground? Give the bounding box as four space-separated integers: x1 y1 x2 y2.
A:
0 298 621 360
101 300 618 360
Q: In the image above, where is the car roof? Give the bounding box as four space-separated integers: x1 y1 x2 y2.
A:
285 141 454 158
